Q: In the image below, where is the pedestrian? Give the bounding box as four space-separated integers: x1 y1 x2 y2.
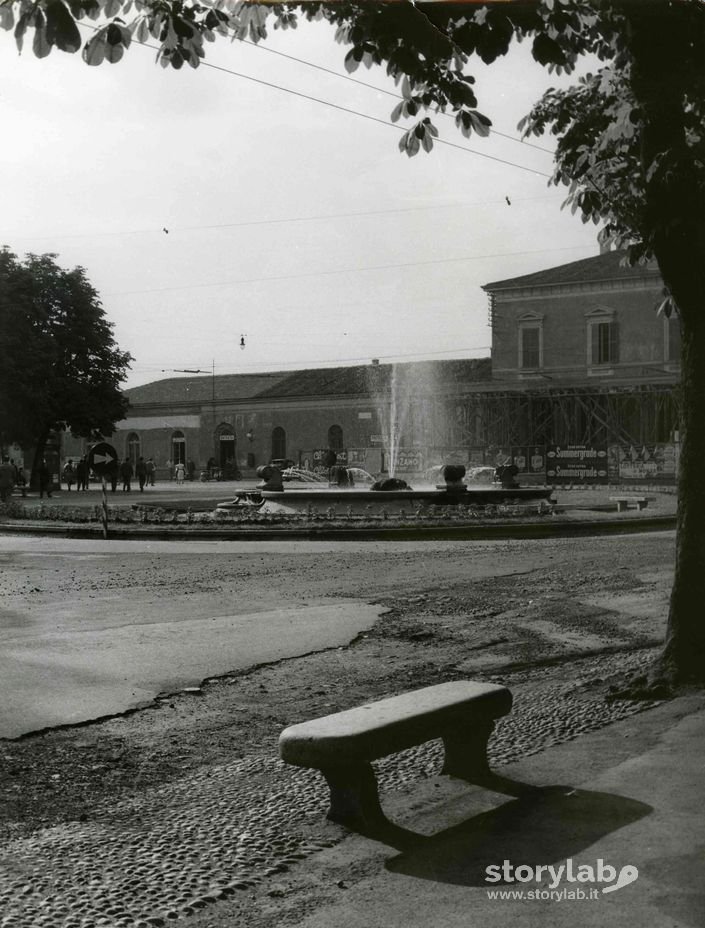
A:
38 459 52 498
174 461 185 485
187 458 195 482
62 459 75 492
107 461 118 494
0 456 15 503
76 457 88 491
16 465 27 497
145 457 156 486
136 456 147 492
120 457 133 492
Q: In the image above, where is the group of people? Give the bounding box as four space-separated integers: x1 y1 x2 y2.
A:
0 456 58 500
114 456 156 493
1 451 190 499
0 456 26 502
61 457 90 492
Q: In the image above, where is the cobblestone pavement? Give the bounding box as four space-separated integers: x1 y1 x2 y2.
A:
1 648 661 928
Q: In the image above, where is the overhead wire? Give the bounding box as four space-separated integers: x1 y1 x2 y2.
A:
128 344 494 376
3 193 563 243
76 20 553 180
106 243 590 297
239 38 555 154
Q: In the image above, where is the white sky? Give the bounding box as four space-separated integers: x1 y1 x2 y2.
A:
0 13 601 389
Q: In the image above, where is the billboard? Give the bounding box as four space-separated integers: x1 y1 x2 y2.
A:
546 444 608 484
608 443 678 483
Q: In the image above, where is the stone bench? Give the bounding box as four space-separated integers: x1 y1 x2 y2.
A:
610 496 648 512
279 680 512 830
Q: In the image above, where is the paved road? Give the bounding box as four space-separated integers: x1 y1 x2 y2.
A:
0 536 393 738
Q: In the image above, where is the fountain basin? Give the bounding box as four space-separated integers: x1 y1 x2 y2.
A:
257 485 554 515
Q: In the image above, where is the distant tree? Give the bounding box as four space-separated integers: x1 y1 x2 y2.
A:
0 249 131 479
3 0 704 689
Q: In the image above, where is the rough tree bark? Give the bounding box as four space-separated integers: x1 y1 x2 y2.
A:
627 3 705 684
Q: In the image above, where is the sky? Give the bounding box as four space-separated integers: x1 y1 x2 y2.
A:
0 9 602 389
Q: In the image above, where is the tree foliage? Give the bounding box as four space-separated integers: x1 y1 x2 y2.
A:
0 249 132 455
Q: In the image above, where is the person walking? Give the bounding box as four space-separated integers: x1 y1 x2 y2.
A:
0 456 15 503
16 465 27 498
76 457 88 491
38 459 52 498
174 461 185 485
145 458 155 487
136 456 147 492
62 460 75 492
120 457 133 492
187 459 195 482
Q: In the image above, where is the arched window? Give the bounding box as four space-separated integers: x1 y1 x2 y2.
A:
171 430 186 465
271 426 287 461
127 432 140 466
328 425 343 450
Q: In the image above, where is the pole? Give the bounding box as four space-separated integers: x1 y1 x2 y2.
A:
101 475 109 540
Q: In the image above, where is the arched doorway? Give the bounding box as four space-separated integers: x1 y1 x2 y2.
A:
171 430 186 466
328 424 343 451
271 426 287 461
216 423 237 477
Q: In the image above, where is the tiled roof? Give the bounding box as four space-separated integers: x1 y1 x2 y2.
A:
254 359 491 399
482 250 661 291
125 372 292 406
125 359 491 407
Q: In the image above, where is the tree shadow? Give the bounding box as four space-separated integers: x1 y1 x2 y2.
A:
354 773 652 887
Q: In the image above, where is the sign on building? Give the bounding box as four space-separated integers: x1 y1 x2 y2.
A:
546 444 608 484
394 450 424 473
608 443 678 483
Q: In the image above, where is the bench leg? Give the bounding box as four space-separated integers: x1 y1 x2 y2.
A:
616 500 628 512
320 762 385 830
441 722 495 781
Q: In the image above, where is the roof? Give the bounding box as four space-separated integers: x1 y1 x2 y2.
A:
125 372 292 406
254 359 491 399
125 359 492 407
482 250 661 292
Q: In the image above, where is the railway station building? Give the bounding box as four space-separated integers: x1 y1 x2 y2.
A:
62 250 681 486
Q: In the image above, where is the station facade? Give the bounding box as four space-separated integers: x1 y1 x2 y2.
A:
63 250 681 486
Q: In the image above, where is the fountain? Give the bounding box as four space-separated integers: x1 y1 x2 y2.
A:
218 362 553 515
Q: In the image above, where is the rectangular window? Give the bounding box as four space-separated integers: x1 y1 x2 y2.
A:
520 326 541 369
590 321 618 365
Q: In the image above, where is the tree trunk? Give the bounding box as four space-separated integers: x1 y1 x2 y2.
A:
657 283 705 683
627 1 705 684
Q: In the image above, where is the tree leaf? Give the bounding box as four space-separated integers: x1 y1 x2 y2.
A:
32 13 52 59
343 48 359 73
14 10 31 53
45 1 82 54
82 30 107 65
0 5 15 31
390 100 404 124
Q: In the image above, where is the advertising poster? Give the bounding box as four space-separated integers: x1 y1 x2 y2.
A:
546 445 609 484
609 444 678 483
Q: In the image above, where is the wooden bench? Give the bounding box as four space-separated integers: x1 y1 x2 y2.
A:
279 680 512 830
610 496 648 512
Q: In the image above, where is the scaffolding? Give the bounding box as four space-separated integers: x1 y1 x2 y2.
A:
443 383 680 450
